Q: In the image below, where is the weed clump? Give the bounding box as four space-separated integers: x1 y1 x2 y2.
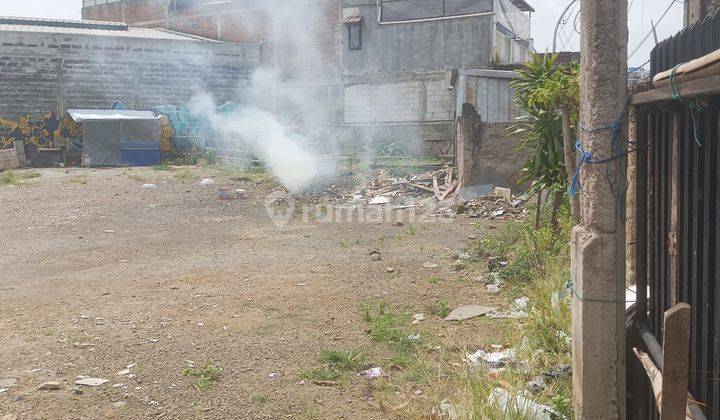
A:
182 362 221 390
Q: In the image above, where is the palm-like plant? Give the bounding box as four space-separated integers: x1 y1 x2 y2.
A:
509 53 579 228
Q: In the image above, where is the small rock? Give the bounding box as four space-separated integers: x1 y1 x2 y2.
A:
360 367 386 379
493 187 512 200
468 234 477 240
386 267 395 273
104 230 116 234
75 378 110 387
38 381 62 391
73 342 94 349
370 253 382 262
116 369 130 376
369 196 391 205
423 262 439 269
412 313 426 325
0 389 8 394
486 284 501 294
73 387 83 395
527 376 546 393
200 178 215 187
444 305 496 321
0 378 17 388
141 183 158 190
394 221 404 227
514 296 530 310
113 401 128 409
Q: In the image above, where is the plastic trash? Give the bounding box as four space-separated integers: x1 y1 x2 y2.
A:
360 367 386 379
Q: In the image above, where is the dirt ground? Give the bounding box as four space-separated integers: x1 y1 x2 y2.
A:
0 167 506 419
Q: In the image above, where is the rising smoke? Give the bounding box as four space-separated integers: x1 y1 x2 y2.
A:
189 1 339 194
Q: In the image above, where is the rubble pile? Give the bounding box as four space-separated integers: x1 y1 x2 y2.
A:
450 193 527 220
299 166 529 220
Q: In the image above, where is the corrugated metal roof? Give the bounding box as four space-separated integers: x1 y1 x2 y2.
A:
68 110 159 122
0 16 215 41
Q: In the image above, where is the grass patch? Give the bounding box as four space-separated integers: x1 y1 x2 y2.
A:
300 348 366 383
438 204 574 418
182 362 221 390
66 178 88 185
0 171 20 186
20 171 41 179
127 174 148 183
251 394 268 404
173 168 194 181
1 170 41 186
299 367 341 382
362 301 416 354
429 299 450 319
321 348 365 371
427 276 440 285
152 164 174 171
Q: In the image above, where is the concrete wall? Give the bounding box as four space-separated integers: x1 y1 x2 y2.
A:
455 104 527 190
341 1 494 74
343 72 452 124
338 2 493 131
0 30 260 120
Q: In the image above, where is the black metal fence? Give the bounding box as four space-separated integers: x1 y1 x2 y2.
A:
633 15 720 418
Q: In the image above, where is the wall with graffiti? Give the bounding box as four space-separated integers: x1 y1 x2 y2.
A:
0 112 82 151
0 102 239 165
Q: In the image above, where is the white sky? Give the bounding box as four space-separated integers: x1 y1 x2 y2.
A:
3 0 685 68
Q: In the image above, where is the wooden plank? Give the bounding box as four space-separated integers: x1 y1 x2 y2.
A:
0 148 19 170
634 348 664 410
13 140 27 166
431 177 441 199
670 114 680 305
661 303 692 419
632 74 720 105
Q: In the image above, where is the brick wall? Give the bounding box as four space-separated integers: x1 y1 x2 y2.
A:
0 30 261 120
83 0 168 24
82 0 341 82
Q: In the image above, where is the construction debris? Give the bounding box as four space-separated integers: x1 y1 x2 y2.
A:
444 305 496 321
74 378 110 387
38 381 62 391
466 348 516 369
302 167 528 220
360 367 387 379
488 388 566 419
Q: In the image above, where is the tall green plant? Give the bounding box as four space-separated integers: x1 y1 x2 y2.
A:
510 53 579 228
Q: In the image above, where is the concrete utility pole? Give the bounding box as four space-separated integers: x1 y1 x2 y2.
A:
685 0 720 26
571 0 628 418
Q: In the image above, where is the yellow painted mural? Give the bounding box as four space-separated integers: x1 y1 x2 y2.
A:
0 112 82 150
158 115 174 153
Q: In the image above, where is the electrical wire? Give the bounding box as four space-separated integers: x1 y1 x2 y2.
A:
628 0 681 60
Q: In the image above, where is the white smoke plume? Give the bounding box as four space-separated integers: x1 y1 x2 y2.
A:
189 1 341 194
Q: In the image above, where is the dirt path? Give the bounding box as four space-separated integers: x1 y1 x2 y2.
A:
0 167 503 419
